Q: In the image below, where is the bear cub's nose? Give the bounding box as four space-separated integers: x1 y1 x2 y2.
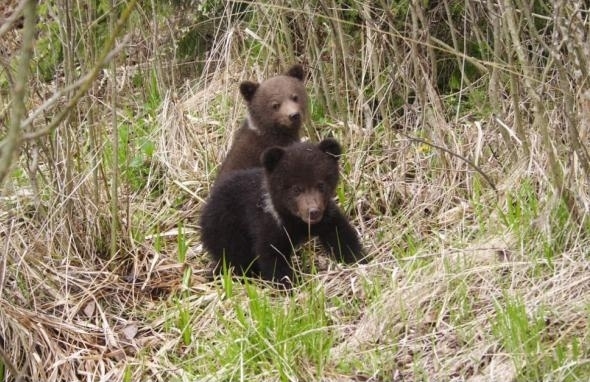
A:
308 208 322 223
289 112 301 122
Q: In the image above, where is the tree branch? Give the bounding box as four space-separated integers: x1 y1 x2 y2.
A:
20 38 129 134
21 0 137 141
0 0 27 38
0 0 35 187
398 131 498 193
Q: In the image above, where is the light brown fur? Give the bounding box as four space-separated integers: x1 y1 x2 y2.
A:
217 64 308 180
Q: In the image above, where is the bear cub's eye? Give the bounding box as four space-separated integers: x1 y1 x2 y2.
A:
317 182 325 192
291 94 298 102
292 185 303 195
271 102 280 111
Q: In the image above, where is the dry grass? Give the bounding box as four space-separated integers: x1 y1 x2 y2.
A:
1 1 590 381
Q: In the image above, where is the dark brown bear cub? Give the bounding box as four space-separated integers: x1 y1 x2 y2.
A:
200 138 365 287
216 64 308 179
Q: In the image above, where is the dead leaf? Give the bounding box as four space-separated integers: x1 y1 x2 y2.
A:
122 324 138 340
83 301 95 317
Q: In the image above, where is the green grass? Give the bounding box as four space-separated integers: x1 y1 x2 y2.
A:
492 295 590 381
168 278 335 380
493 295 547 379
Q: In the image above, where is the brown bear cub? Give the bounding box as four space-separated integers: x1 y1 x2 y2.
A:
216 64 308 179
200 138 365 287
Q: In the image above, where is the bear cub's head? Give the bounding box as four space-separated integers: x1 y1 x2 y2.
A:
262 138 341 225
240 64 308 135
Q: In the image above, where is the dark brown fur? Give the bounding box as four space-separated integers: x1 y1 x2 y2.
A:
200 138 365 287
217 64 308 179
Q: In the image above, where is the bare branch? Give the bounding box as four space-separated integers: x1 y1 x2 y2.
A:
399 131 498 193
0 0 35 187
21 0 138 141
20 36 129 133
0 0 27 38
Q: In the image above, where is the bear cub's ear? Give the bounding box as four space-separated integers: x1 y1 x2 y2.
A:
319 138 342 159
285 64 305 82
240 81 259 102
262 147 286 172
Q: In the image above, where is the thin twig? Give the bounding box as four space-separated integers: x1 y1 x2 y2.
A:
110 0 120 259
0 0 36 187
21 0 138 141
398 131 498 193
20 39 128 132
0 0 27 38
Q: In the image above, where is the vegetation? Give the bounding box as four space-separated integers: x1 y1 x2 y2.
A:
1 0 589 380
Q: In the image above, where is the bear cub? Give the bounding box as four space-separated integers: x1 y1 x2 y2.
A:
200 138 365 287
216 64 308 179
